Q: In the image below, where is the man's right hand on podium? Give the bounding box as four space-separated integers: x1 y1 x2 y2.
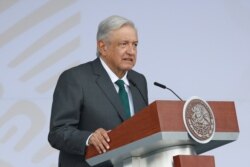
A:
88 128 111 154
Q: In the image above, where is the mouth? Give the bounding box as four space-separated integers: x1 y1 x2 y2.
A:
123 58 133 62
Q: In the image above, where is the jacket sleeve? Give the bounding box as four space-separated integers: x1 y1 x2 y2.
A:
48 70 92 156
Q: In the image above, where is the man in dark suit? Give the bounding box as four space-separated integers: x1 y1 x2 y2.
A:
48 15 148 167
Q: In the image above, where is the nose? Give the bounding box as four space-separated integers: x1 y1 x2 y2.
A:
126 43 136 55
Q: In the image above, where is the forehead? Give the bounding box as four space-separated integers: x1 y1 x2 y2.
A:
109 25 138 41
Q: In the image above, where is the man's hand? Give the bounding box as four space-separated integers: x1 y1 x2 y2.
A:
88 128 110 154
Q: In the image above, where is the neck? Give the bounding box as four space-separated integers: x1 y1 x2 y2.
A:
100 57 127 79
116 71 126 79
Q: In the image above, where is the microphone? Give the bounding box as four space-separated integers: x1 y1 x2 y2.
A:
154 82 183 101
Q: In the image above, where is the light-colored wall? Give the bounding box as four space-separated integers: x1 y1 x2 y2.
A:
1 0 249 167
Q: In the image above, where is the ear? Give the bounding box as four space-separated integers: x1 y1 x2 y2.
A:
97 40 108 56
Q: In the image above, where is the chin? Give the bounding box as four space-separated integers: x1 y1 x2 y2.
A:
123 64 134 71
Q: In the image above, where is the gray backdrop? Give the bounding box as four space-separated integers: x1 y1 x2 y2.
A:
1 0 249 167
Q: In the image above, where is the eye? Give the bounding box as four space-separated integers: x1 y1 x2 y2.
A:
119 42 128 48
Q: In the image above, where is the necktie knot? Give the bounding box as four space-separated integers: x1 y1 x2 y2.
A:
115 80 125 90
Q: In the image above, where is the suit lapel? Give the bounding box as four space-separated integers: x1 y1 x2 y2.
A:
127 73 141 114
91 58 127 121
127 71 148 114
129 84 140 114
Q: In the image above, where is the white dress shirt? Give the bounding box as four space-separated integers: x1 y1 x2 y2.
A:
100 57 135 116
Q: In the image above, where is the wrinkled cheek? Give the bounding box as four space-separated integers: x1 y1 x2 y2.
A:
133 57 137 65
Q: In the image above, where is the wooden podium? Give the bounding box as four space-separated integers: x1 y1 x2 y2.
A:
85 100 239 167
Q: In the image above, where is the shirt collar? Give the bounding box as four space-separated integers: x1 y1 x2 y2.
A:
100 57 129 86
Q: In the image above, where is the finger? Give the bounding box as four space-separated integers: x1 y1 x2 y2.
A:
95 130 110 149
97 128 110 142
99 135 110 150
89 135 102 154
93 133 107 153
102 131 110 143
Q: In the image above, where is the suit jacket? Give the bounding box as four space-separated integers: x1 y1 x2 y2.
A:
48 58 148 167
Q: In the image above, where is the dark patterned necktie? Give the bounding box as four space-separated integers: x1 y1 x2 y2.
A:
115 80 131 118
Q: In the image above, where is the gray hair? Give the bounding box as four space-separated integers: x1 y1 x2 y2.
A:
96 15 137 56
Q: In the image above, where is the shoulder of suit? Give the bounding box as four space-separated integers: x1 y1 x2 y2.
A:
61 60 94 75
57 60 95 84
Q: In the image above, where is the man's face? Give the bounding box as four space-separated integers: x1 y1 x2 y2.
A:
99 25 138 78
